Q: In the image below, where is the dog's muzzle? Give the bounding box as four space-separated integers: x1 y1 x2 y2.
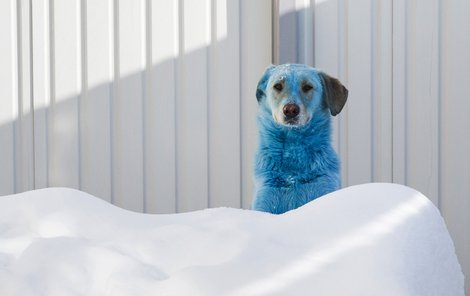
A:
283 103 300 124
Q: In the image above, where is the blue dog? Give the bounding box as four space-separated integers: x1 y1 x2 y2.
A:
252 64 348 214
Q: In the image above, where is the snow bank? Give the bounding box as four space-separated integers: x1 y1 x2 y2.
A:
0 183 464 296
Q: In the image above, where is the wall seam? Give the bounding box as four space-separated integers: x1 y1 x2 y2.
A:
338 0 349 187
391 0 394 183
29 0 36 190
437 0 442 210
207 0 215 208
79 0 87 191
239 0 243 208
175 0 184 212
370 0 376 182
14 0 22 193
110 0 119 205
172 0 179 213
142 0 151 213
48 0 55 188
272 0 279 64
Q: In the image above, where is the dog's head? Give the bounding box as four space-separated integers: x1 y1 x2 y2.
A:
256 64 348 127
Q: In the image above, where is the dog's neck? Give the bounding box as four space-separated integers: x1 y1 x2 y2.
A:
256 111 332 149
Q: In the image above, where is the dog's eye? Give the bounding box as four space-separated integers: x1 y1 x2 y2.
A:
273 83 283 92
302 84 313 92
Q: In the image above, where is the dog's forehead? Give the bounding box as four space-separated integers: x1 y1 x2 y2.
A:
269 64 320 84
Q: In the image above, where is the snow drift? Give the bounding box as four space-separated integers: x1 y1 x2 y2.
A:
0 183 464 296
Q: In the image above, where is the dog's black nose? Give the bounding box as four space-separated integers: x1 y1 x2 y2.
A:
283 103 300 119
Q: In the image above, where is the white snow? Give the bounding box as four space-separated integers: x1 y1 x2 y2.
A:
0 183 464 296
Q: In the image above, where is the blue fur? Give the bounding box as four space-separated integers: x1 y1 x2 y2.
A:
252 64 342 214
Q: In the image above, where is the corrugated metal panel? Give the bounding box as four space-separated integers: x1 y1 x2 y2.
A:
439 0 470 292
3 0 272 213
240 0 273 209
279 0 469 293
0 0 18 196
209 0 242 209
32 0 50 190
81 0 113 203
112 0 146 211
49 0 81 190
176 0 210 212
146 0 178 213
16 0 35 193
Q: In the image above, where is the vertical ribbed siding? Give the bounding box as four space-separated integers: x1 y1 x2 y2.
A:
0 0 17 195
438 1 470 295
79 0 114 202
3 2 470 291
145 0 178 214
307 0 469 292
79 0 86 191
11 0 271 213
240 0 272 208
338 0 349 187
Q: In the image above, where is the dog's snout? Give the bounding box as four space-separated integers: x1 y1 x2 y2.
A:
283 103 300 119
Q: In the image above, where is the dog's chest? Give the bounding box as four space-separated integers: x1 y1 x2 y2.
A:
279 146 312 170
257 144 327 186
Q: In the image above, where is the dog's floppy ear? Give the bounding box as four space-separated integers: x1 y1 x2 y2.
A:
256 65 276 103
319 72 348 116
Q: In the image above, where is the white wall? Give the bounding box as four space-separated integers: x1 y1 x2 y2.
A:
0 0 272 212
277 0 470 293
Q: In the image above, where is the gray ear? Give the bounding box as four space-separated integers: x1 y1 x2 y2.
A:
256 65 276 103
319 72 348 116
